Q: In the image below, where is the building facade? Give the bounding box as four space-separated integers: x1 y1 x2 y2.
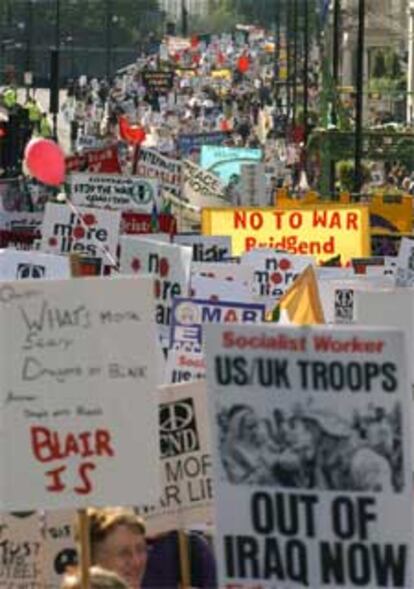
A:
159 0 209 23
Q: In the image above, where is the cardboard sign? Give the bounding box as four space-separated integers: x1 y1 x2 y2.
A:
136 381 213 535
40 203 120 267
65 145 121 174
43 510 77 588
0 512 43 588
190 274 253 303
241 250 315 308
178 132 231 156
200 146 262 184
142 71 175 93
164 349 206 385
69 173 160 213
137 149 182 199
395 237 414 286
240 163 267 206
205 324 413 588
0 250 70 280
121 212 176 236
120 237 192 344
170 297 265 352
182 159 227 208
174 235 231 262
0 178 30 213
202 206 370 264
0 276 159 509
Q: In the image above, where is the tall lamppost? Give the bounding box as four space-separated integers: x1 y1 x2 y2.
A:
354 0 365 195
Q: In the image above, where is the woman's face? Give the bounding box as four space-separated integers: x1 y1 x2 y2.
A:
94 524 148 588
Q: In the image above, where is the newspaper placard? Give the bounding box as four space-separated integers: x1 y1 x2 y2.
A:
205 323 413 588
121 212 176 236
65 145 121 174
174 235 231 262
182 159 227 208
0 277 159 509
69 173 160 213
136 381 213 535
0 250 70 280
164 349 206 385
120 237 192 344
137 149 182 199
40 203 120 267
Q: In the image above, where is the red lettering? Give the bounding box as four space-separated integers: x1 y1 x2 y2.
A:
245 237 257 250
234 211 247 229
347 212 358 230
64 433 80 457
96 430 114 457
289 212 303 229
272 211 284 229
78 432 94 457
45 465 66 492
31 427 59 462
250 212 263 230
74 462 96 495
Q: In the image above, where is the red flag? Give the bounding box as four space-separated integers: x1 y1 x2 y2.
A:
119 116 146 145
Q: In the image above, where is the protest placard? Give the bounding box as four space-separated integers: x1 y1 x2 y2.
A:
137 149 182 199
121 212 176 236
136 381 213 536
170 297 265 353
0 250 70 280
0 512 43 588
142 71 175 94
120 237 192 344
241 250 315 310
395 237 414 286
182 159 227 208
0 178 31 213
200 146 262 184
0 276 159 509
202 205 370 263
240 163 267 206
174 235 231 262
178 132 230 157
40 203 120 268
65 145 121 174
164 349 206 385
205 323 413 588
43 510 77 589
69 173 161 213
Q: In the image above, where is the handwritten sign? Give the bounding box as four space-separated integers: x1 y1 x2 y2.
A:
137 149 182 199
0 276 159 509
69 173 160 213
202 206 370 263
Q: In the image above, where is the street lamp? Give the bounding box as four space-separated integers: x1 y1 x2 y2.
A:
354 0 365 195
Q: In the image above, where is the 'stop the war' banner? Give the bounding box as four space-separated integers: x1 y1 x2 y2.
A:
202 205 370 264
204 323 413 589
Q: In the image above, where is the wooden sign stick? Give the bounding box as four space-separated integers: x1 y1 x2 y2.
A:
78 509 91 589
178 528 191 589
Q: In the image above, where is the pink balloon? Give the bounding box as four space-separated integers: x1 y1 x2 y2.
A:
24 138 66 186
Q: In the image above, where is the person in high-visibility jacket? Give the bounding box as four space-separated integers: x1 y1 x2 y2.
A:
25 96 42 134
39 113 52 138
2 86 17 110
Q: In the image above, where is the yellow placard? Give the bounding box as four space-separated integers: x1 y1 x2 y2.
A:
276 192 413 235
202 205 370 264
211 69 232 80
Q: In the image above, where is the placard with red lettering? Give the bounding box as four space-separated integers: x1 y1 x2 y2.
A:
0 276 159 509
120 237 192 345
205 324 413 588
40 203 120 268
136 381 213 536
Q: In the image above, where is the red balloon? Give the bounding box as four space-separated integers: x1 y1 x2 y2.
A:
237 55 250 74
119 115 146 145
24 138 65 186
190 35 199 48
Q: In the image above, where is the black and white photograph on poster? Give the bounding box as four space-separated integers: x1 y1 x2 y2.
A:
204 324 414 589
334 288 355 324
216 400 403 492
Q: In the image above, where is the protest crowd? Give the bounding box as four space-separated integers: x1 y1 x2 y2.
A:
0 7 414 589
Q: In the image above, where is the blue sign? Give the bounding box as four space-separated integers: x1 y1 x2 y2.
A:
177 132 231 157
200 146 262 183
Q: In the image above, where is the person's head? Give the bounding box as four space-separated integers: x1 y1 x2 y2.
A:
61 566 128 589
85 508 147 588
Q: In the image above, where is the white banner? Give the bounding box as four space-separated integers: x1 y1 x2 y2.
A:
174 235 232 262
182 159 227 208
69 173 160 213
137 149 182 199
205 323 413 588
0 276 159 510
0 250 70 281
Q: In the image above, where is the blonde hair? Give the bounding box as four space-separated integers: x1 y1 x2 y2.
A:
77 507 146 563
61 566 128 589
